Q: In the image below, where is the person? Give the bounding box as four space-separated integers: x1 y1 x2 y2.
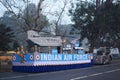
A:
19 46 25 63
30 47 34 53
16 47 20 54
57 46 60 53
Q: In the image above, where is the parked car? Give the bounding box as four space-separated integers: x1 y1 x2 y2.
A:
93 47 112 64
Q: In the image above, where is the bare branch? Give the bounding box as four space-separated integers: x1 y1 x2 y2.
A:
55 0 67 35
0 0 17 16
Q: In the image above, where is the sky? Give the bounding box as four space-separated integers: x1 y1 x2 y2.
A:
42 0 73 24
0 3 7 17
0 0 73 24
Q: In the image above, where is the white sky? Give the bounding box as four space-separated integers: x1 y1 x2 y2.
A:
0 0 73 24
0 3 7 17
42 0 73 24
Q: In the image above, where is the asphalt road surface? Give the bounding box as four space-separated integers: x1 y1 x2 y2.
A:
0 60 120 80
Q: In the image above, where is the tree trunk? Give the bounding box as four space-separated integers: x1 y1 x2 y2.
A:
35 0 43 31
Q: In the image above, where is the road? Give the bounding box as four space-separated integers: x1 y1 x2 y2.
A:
0 60 120 80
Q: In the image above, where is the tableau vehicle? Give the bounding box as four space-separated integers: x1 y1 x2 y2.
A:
93 47 112 64
12 30 93 73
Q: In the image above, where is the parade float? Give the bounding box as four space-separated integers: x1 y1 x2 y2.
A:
12 30 93 72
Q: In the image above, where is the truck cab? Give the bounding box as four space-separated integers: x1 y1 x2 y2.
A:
93 47 112 64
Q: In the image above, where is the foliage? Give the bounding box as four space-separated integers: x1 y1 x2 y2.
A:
69 0 120 51
0 24 14 51
12 40 19 51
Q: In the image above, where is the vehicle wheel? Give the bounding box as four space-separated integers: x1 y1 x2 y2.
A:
103 61 106 65
110 56 112 61
108 57 112 64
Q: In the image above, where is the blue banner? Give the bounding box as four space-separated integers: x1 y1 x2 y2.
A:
13 53 92 62
40 54 89 61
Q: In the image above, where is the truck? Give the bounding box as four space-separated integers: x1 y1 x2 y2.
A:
93 47 112 64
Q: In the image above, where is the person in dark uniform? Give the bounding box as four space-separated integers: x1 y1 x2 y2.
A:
57 46 60 53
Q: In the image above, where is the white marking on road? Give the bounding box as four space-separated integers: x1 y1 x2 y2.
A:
70 68 120 80
71 76 88 80
89 73 103 76
0 76 25 80
104 69 120 73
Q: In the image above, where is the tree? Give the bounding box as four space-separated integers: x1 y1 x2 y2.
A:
0 0 48 32
22 3 49 31
93 0 120 49
69 0 120 51
69 1 97 51
0 24 14 51
54 0 67 36
0 1 49 48
12 40 19 51
48 0 69 36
